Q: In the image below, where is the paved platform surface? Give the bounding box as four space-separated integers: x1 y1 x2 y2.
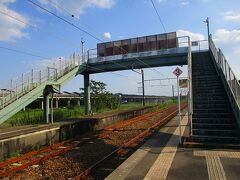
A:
106 112 240 180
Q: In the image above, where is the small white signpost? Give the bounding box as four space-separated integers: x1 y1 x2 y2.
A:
173 67 183 144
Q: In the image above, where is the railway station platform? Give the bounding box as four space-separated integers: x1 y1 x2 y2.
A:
106 112 240 180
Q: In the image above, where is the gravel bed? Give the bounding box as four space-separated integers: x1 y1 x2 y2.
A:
9 104 181 179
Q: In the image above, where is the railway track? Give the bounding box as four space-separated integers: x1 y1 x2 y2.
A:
75 103 187 179
0 103 187 179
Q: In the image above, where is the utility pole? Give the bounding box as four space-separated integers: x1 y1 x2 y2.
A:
172 85 174 101
81 38 85 63
51 93 54 124
204 17 210 42
141 69 145 106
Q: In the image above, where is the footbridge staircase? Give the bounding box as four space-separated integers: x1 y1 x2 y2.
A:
0 55 82 124
189 36 240 146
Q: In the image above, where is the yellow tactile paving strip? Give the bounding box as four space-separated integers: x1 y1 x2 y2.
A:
144 114 188 180
105 114 179 180
194 150 240 180
206 155 227 180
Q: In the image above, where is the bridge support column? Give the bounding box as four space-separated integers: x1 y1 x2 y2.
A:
77 99 81 106
67 98 71 107
43 93 50 123
41 100 44 110
84 74 91 115
55 99 59 109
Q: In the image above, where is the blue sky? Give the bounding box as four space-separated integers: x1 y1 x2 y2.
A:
0 0 240 96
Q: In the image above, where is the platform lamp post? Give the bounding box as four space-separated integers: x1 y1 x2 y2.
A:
204 17 210 45
81 38 85 63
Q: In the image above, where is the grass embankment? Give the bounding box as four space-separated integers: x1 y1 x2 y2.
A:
0 99 183 129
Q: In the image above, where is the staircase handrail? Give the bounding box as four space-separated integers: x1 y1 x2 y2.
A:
0 54 82 110
209 37 240 109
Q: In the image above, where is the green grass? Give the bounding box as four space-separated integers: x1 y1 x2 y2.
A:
0 99 183 129
0 107 85 128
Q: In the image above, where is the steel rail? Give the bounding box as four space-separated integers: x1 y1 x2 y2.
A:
75 103 187 179
0 103 186 178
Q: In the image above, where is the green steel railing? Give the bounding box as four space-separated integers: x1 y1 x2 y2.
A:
209 36 240 126
0 54 82 110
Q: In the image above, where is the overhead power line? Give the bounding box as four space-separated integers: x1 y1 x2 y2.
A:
0 45 139 82
27 0 103 42
0 5 140 83
0 13 139 83
0 46 49 59
0 9 78 48
149 0 167 33
27 0 165 77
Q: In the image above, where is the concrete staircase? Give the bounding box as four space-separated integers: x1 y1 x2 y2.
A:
190 52 240 146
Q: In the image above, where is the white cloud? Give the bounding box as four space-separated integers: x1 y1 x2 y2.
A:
180 1 189 6
212 29 240 79
223 11 240 22
177 30 205 41
40 0 115 18
0 0 29 42
103 32 111 39
214 29 240 44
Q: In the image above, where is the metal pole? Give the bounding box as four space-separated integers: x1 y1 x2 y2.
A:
204 17 210 44
73 53 76 66
47 67 50 80
51 93 54 124
87 50 90 62
81 38 85 62
2 90 4 108
177 76 182 144
207 18 210 40
172 85 174 101
31 69 34 87
10 79 13 98
84 74 91 115
55 69 57 81
39 70 42 84
141 69 145 106
188 91 191 135
59 59 62 76
16 83 18 99
27 76 29 91
56 98 59 109
22 73 24 93
44 93 50 124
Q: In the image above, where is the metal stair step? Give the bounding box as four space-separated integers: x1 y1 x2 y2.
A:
189 135 240 144
192 129 239 137
193 92 226 96
192 118 235 124
193 109 231 113
193 104 230 109
192 113 233 118
193 81 221 85
192 123 236 130
193 96 227 101
193 85 223 89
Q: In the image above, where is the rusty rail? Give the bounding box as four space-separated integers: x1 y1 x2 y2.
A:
0 103 186 178
75 103 187 179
